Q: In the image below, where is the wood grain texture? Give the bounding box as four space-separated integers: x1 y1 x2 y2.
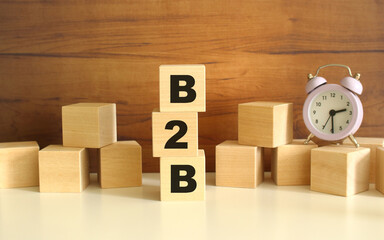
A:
239 102 293 148
88 148 100 173
62 103 117 148
0 141 39 188
343 137 384 183
263 148 272 172
311 145 370 197
100 140 142 188
216 140 263 188
271 139 317 186
39 145 89 193
377 147 384 194
0 0 384 172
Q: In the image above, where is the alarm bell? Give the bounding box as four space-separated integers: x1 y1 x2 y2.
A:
305 76 327 94
305 64 362 95
340 76 363 95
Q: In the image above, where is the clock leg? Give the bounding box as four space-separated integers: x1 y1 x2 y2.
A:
304 133 314 145
348 134 360 148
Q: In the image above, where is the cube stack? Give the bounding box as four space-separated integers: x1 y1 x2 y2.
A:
215 101 374 197
38 102 142 192
216 101 295 188
152 65 206 201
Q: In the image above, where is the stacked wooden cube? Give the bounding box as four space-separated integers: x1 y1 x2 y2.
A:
215 101 378 197
216 102 296 188
0 103 142 192
152 65 206 201
40 102 142 192
236 102 317 187
0 79 383 199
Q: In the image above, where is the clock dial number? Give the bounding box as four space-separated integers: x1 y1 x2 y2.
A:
309 90 353 134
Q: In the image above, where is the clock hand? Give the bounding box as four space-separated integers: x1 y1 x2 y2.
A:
322 115 331 130
334 108 347 114
323 109 336 130
329 108 346 134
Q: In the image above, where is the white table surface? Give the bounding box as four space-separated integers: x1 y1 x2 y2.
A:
0 172 383 240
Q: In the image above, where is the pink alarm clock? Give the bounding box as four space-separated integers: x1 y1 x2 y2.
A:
303 64 363 147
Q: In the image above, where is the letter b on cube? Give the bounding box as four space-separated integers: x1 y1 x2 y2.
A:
159 65 206 112
160 150 206 201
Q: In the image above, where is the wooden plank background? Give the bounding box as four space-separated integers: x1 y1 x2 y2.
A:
0 0 383 172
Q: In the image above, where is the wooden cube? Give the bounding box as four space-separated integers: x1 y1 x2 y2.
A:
0 141 39 188
271 139 317 186
100 141 142 188
152 110 198 157
343 137 384 183
160 150 205 201
62 103 117 148
311 146 370 197
238 102 293 148
39 145 89 193
377 147 384 194
263 148 272 172
159 64 206 112
215 140 263 188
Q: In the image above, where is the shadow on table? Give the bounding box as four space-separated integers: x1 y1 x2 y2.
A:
206 172 215 186
87 173 160 201
2 186 40 193
358 185 384 198
258 172 312 194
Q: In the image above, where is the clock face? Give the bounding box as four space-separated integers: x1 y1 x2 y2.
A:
309 90 353 135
